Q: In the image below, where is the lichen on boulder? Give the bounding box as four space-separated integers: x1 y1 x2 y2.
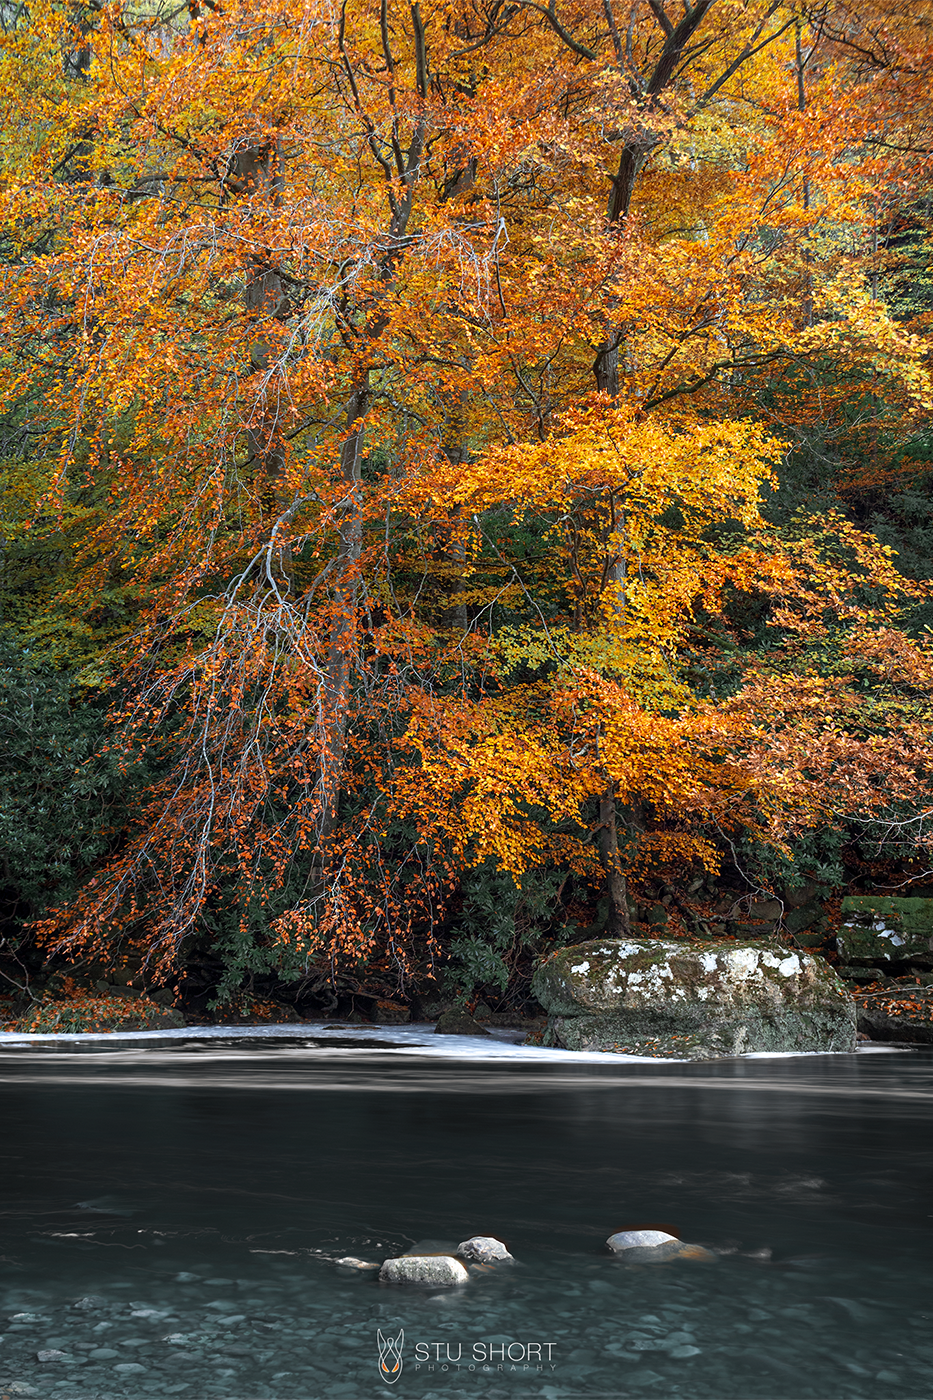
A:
531 938 856 1059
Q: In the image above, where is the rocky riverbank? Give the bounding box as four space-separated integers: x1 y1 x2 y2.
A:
5 890 933 1049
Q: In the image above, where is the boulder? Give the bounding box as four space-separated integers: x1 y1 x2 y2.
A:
607 1229 677 1250
456 1236 513 1263
837 897 933 968
433 1007 491 1037
379 1255 469 1287
606 1230 716 1264
531 938 856 1059
780 880 829 910
372 1001 410 1024
748 898 784 923
785 904 822 935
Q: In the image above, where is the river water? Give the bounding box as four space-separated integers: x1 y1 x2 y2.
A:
0 1029 930 1399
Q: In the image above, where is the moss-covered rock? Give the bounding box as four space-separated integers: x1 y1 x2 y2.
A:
531 938 855 1059
433 1007 491 1037
837 897 933 967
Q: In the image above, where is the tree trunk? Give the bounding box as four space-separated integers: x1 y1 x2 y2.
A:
597 786 631 936
591 2 716 922
594 0 716 393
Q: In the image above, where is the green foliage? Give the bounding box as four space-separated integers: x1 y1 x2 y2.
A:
0 636 133 933
196 882 319 1007
731 828 848 893
444 860 565 1003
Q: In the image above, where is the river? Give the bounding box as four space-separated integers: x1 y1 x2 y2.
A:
0 1028 930 1398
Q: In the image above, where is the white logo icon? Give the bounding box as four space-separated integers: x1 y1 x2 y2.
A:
378 1327 404 1384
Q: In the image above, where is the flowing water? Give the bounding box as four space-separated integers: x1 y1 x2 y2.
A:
0 1029 931 1400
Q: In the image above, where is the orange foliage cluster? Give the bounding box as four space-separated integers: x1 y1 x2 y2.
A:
0 979 166 1034
0 0 931 984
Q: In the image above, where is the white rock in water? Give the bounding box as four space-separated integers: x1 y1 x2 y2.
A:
607 1230 678 1251
607 1230 717 1263
36 1351 71 1363
457 1236 514 1263
380 1255 469 1286
335 1256 380 1271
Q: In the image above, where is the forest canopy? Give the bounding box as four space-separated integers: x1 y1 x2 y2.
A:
1 0 933 1017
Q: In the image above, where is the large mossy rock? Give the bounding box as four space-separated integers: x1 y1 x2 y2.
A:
531 938 856 1059
837 897 933 967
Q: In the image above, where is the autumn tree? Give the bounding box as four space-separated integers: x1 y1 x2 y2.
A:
0 0 931 999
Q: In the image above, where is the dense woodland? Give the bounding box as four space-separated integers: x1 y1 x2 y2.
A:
1 0 933 1027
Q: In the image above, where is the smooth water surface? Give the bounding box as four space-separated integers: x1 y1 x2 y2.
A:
0 1032 931 1400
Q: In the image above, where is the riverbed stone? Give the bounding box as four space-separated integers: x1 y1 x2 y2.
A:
608 1230 678 1251
837 897 933 967
379 1256 469 1286
531 937 856 1058
456 1236 513 1263
606 1231 716 1263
